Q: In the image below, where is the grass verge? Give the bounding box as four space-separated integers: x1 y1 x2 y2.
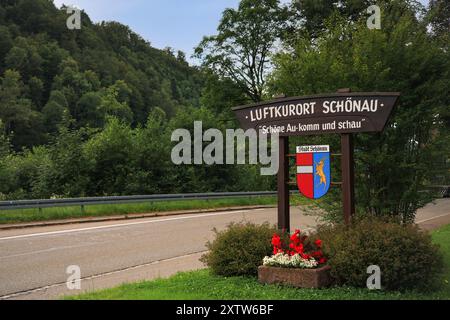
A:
68 224 450 300
0 194 312 225
0 196 285 225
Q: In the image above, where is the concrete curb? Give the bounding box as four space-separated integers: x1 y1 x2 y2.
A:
0 205 276 231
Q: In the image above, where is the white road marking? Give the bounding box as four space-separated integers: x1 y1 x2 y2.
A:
0 251 207 300
0 210 253 241
416 212 450 224
0 241 107 260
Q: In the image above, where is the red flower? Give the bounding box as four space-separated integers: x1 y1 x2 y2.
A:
315 239 322 248
290 230 301 243
270 230 327 263
271 234 281 248
301 253 311 260
294 243 304 254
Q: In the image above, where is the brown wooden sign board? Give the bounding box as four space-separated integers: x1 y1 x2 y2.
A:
232 91 400 231
232 92 400 136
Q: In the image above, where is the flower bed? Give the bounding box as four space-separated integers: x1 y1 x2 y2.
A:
258 229 331 288
263 253 319 268
265 229 327 267
258 265 332 288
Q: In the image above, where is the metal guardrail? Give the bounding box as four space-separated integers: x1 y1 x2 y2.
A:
0 191 280 211
2 186 446 211
428 185 450 198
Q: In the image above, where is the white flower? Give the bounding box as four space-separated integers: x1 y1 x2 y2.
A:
262 253 318 269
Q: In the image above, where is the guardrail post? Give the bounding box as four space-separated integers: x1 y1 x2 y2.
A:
81 205 85 215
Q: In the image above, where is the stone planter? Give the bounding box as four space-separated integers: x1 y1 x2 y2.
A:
258 265 332 288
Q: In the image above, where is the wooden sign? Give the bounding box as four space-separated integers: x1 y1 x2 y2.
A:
232 90 401 231
232 92 400 136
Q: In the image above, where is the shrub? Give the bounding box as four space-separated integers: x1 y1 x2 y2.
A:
313 218 444 291
201 222 277 276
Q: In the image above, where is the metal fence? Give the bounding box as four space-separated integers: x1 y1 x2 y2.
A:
1 186 447 211
0 191 280 211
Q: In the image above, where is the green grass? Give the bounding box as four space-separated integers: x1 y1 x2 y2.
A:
69 224 450 300
0 194 313 225
0 196 286 225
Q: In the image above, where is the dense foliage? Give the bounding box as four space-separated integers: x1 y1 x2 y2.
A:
269 1 449 222
314 218 444 291
0 0 447 226
195 0 292 102
201 222 278 276
0 0 205 148
0 0 272 199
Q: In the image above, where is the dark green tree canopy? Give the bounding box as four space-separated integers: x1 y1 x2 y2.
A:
0 0 205 150
269 2 449 222
195 0 292 102
0 0 447 225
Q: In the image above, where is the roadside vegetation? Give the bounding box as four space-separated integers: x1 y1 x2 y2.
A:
0 194 314 225
68 223 450 300
0 0 448 226
0 195 283 225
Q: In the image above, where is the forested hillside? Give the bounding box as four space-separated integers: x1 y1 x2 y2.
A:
0 0 204 150
0 0 263 200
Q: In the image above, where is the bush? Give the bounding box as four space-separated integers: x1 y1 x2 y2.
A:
313 218 444 291
201 222 277 276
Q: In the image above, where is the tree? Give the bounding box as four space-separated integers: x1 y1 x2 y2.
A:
42 90 69 134
0 70 44 149
4 37 43 81
195 0 292 102
52 57 98 110
83 117 136 195
176 50 187 64
199 71 248 116
75 91 103 128
127 108 174 194
291 0 427 39
270 7 449 222
0 26 13 68
0 145 51 200
427 0 450 44
0 119 9 157
27 76 44 108
98 81 134 125
291 0 339 38
37 127 91 198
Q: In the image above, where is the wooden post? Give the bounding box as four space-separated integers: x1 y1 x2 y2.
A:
277 136 290 232
337 88 355 225
341 133 355 225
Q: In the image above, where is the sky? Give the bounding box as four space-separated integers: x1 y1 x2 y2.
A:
53 0 430 63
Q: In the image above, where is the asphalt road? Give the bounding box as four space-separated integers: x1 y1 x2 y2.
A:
0 199 448 299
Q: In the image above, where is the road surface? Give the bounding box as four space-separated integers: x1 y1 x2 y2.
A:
0 199 448 299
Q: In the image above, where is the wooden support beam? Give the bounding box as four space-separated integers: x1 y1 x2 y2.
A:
277 136 290 232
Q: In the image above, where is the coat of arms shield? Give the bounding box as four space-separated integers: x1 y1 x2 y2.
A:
296 145 331 199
